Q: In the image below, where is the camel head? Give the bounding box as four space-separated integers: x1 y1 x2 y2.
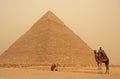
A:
94 50 97 55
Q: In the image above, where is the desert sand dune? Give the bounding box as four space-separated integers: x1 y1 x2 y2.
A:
0 66 120 79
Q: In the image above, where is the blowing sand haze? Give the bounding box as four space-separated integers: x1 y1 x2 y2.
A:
0 11 120 79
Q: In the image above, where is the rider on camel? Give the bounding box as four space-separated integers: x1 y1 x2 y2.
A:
98 47 107 60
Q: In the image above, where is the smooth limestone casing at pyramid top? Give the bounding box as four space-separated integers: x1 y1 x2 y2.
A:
0 11 96 67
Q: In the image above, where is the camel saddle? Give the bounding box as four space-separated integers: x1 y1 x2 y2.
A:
97 53 108 61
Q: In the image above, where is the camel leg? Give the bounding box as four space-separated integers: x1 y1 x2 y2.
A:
97 63 100 74
105 60 109 74
98 62 102 74
98 63 100 74
100 63 102 74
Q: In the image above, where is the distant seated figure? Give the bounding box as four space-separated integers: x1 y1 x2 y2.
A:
51 64 57 71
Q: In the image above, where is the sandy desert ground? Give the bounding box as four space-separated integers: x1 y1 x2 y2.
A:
0 66 120 79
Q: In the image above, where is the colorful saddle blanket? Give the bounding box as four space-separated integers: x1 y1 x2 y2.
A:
97 53 108 61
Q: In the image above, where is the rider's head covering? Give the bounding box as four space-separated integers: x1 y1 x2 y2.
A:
99 47 102 49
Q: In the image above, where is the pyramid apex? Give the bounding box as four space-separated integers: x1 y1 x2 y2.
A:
46 10 53 14
38 11 64 25
44 10 55 17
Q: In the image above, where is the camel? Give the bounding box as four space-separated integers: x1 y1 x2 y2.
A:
94 50 109 74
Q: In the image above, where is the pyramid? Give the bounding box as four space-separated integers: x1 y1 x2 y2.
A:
0 11 96 67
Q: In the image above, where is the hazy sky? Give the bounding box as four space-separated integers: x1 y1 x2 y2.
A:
0 0 120 64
